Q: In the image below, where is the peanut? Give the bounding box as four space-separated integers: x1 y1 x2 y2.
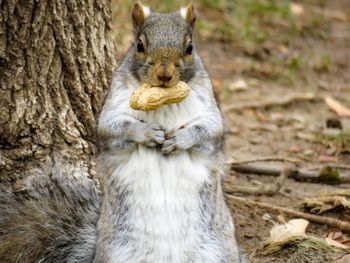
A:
130 81 190 111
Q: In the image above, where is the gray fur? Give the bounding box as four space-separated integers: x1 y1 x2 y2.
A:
0 159 100 263
96 5 245 263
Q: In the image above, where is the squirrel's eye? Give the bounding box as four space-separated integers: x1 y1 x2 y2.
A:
137 39 145 53
186 42 193 55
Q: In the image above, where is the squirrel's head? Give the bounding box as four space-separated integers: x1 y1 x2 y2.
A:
130 2 197 87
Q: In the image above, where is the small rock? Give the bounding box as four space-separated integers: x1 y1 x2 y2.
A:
228 79 248 92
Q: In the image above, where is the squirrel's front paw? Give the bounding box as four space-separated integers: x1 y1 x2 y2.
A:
144 124 166 147
161 128 194 154
132 122 165 147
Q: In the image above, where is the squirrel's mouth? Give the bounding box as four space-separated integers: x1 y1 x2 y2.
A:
148 79 179 89
159 83 170 88
160 81 180 88
147 68 180 88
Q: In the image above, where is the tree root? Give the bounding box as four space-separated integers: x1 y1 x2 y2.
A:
224 167 291 196
229 162 350 184
225 195 350 233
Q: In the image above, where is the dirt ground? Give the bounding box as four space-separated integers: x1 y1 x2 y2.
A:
201 1 350 262
112 1 350 262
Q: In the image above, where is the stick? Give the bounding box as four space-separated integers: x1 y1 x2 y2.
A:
312 6 348 22
230 163 350 184
308 165 350 171
317 189 350 197
224 167 291 196
223 93 320 112
225 195 350 233
228 157 300 165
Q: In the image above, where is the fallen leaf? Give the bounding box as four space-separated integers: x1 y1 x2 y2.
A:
325 96 350 117
319 155 338 163
270 112 284 121
325 238 348 249
228 79 248 92
303 151 314 158
269 219 308 242
289 145 302 153
290 3 305 16
328 231 343 240
277 44 289 54
302 196 350 213
334 254 350 263
260 218 348 256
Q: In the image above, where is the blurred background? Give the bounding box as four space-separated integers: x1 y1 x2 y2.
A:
111 1 349 261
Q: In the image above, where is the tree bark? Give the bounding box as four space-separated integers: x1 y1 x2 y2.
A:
0 0 116 181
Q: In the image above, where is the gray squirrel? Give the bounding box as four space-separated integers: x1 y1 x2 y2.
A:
0 2 245 263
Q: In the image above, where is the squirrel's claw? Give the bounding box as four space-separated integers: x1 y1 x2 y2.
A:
161 137 177 154
139 124 165 147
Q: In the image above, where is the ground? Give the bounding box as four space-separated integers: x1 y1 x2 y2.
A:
112 1 350 262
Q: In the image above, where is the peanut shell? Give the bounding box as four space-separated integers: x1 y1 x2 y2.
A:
130 81 190 111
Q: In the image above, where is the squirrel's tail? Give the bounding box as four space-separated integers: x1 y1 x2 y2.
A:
0 158 100 263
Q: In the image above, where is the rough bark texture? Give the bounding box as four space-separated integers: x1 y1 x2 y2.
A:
0 0 117 180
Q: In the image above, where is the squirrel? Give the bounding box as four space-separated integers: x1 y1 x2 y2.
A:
0 2 246 263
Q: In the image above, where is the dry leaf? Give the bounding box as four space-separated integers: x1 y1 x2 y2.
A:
228 79 248 92
325 238 348 249
334 254 350 263
269 219 308 242
289 145 302 153
302 196 350 213
325 96 350 117
270 112 284 121
328 231 343 240
260 218 348 255
319 155 338 163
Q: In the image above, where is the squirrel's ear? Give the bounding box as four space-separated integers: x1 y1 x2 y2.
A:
132 1 151 28
180 3 196 27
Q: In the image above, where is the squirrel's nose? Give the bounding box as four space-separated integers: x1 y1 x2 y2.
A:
157 74 172 83
155 62 175 85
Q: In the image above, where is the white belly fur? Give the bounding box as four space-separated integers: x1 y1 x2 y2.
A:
111 148 212 262
109 92 219 262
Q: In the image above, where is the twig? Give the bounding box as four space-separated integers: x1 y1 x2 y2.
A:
230 163 350 184
228 157 300 165
224 93 320 112
224 167 291 196
339 238 350 244
302 196 350 214
312 6 348 22
317 189 350 197
308 165 350 171
327 165 350 171
225 195 350 233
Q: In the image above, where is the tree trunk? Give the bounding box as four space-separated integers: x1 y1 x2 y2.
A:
0 0 116 181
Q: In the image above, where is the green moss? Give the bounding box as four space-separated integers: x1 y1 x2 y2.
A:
318 166 342 184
